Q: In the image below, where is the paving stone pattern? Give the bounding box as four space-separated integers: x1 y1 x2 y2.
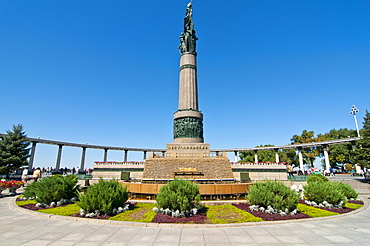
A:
1 177 370 245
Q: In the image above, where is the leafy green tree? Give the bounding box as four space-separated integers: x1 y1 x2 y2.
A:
353 110 370 168
0 124 30 175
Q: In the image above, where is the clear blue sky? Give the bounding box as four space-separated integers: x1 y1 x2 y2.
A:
1 0 369 169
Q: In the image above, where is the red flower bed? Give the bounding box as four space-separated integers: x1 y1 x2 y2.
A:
232 203 311 221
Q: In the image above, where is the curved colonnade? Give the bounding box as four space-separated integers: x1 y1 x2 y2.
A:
0 134 360 172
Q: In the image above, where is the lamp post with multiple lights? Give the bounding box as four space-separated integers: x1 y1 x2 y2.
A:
350 105 360 137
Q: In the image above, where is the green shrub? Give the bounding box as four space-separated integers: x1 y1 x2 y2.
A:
304 181 346 205
22 175 80 204
297 204 339 217
306 174 329 183
246 180 299 212
207 204 263 224
77 179 128 214
336 182 358 199
156 179 201 212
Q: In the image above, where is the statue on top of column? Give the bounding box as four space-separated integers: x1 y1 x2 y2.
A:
179 1 198 54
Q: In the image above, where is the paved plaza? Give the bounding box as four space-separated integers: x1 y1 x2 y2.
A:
1 176 370 246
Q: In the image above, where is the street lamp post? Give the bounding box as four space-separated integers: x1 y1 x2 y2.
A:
350 105 360 137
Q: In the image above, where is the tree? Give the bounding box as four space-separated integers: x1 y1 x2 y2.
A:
353 110 370 168
0 124 30 175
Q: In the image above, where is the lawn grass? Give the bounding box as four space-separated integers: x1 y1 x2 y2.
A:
37 204 81 216
297 204 340 218
206 204 263 224
16 200 37 206
345 203 363 210
109 203 156 222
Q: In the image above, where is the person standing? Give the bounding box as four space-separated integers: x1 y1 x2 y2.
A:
329 167 335 177
21 168 29 183
33 167 42 182
287 164 294 177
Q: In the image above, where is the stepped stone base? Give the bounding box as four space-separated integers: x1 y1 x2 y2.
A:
142 157 235 181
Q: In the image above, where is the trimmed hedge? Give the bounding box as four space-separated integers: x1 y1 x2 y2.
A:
22 175 80 204
77 179 128 214
306 174 329 183
156 179 201 212
247 180 299 212
304 181 346 205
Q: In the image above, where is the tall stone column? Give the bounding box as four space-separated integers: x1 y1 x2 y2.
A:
55 144 63 171
80 147 86 171
173 53 204 143
254 151 258 164
173 1 203 144
275 149 280 163
298 148 304 173
28 142 37 172
323 145 331 172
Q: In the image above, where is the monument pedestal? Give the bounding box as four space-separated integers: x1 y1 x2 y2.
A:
142 143 235 182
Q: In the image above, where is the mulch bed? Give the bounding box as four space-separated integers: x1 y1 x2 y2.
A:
347 200 364 205
232 203 311 221
17 198 71 211
152 210 209 224
297 199 363 214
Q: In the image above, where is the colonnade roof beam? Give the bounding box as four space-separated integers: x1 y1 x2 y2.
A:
0 134 360 153
0 134 165 152
212 137 361 152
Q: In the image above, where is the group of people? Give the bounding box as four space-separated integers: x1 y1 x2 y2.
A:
21 167 42 183
286 165 338 177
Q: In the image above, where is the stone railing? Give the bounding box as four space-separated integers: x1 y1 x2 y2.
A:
231 162 286 165
94 161 144 165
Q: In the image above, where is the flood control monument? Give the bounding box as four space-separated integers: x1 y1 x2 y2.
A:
142 1 235 182
92 2 287 196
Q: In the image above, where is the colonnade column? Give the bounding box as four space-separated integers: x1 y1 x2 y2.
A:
103 149 108 162
124 150 128 162
143 151 147 160
275 149 280 163
28 142 37 173
80 147 86 172
55 144 63 171
298 148 304 173
234 151 238 163
254 150 258 164
323 145 330 172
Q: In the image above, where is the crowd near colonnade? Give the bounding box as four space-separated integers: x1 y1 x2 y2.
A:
0 134 361 173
